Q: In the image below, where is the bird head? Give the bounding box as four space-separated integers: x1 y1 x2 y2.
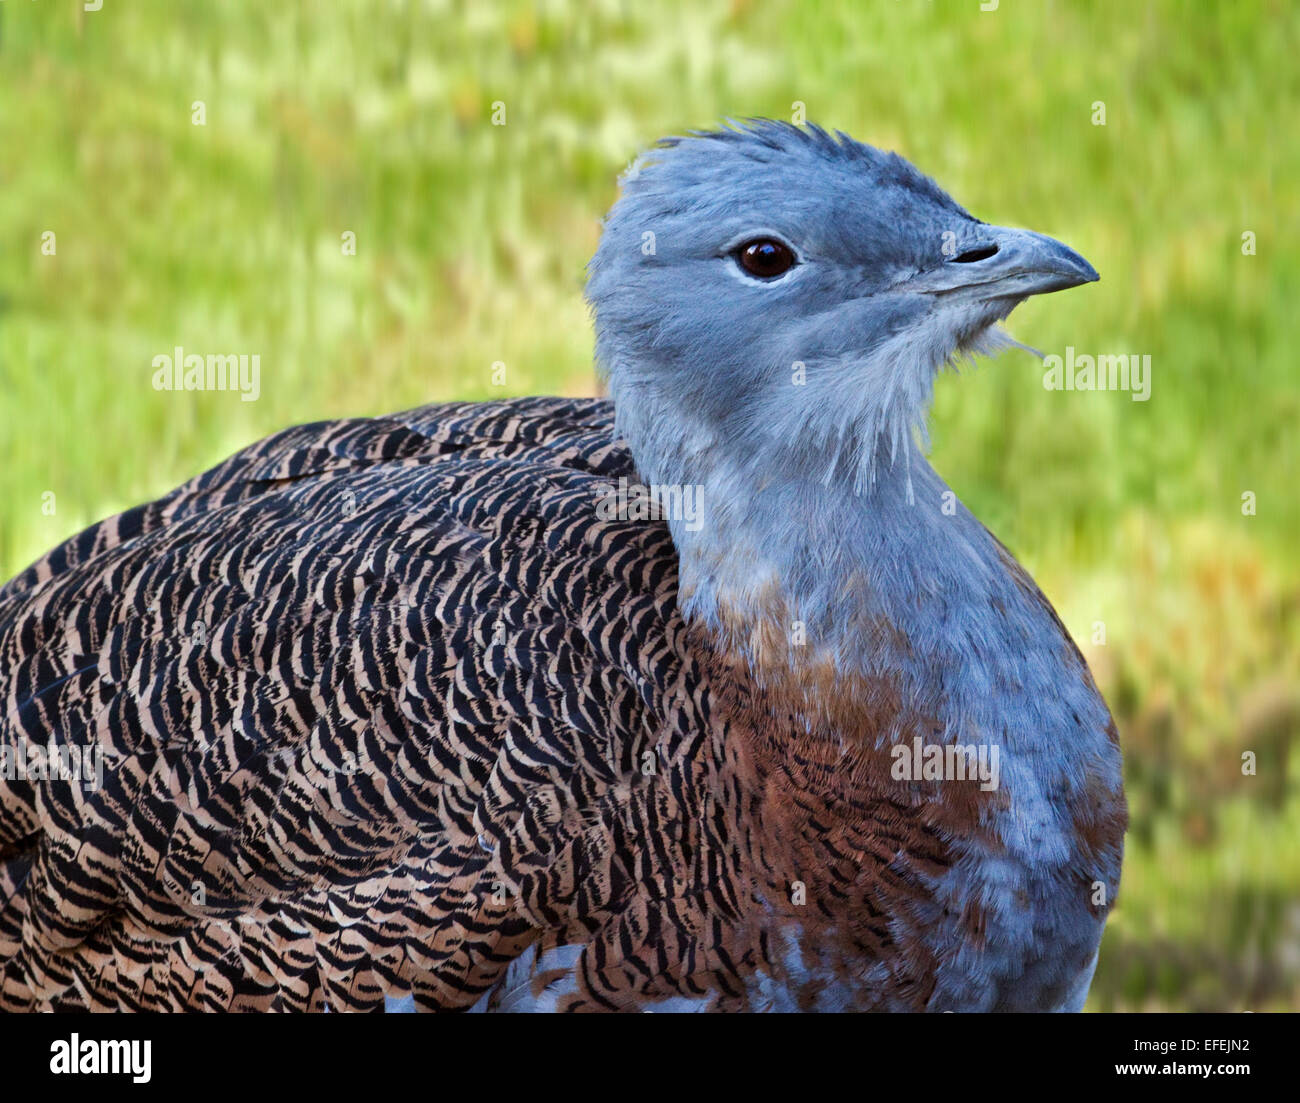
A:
586 120 1097 494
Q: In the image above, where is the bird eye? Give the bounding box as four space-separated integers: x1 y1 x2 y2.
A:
735 239 796 280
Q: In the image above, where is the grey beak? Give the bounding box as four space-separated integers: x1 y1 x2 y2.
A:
920 226 1099 299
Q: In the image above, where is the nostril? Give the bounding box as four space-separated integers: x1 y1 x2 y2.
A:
951 244 999 263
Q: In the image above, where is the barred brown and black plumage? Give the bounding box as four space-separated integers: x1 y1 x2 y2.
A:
0 122 1126 1012
0 398 704 1010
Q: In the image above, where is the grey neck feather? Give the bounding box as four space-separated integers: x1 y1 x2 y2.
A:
613 379 1115 810
606 339 1016 677
605 341 1113 765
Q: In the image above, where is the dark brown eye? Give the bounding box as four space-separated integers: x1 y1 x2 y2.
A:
737 239 796 279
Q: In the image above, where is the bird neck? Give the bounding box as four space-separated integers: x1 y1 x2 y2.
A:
612 378 1110 760
623 419 988 679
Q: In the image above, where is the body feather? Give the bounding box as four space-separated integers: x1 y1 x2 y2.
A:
0 397 1124 1012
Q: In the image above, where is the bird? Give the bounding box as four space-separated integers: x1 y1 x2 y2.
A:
0 120 1125 1013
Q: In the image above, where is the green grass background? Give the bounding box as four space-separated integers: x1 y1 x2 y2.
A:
1 0 1297 1010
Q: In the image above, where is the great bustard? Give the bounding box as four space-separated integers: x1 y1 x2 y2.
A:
0 121 1125 1012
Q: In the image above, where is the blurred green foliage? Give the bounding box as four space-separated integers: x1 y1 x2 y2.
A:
1 0 1297 1010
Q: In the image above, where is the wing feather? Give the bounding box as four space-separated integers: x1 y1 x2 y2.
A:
0 397 693 1010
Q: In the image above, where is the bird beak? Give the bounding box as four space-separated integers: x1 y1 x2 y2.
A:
919 226 1099 300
